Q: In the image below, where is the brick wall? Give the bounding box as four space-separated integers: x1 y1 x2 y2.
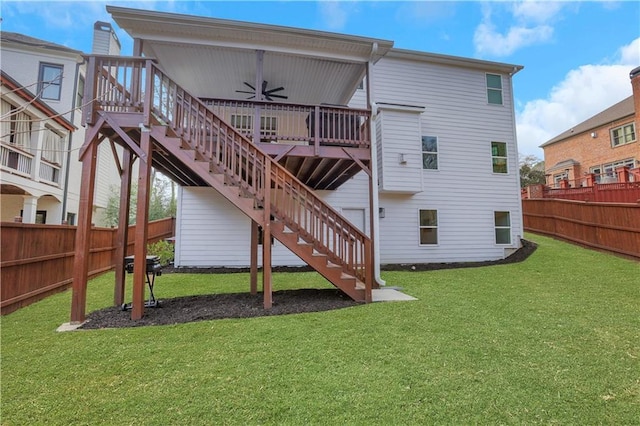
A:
544 70 640 185
544 117 638 183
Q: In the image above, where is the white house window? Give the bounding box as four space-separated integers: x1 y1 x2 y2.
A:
494 211 511 244
38 63 64 100
1 100 32 148
611 123 636 147
603 158 636 179
421 136 438 170
230 114 277 138
553 171 568 187
486 73 503 105
419 210 438 245
491 141 508 173
76 75 85 109
41 127 63 165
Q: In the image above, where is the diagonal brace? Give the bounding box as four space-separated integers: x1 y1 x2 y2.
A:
342 147 371 177
99 112 148 162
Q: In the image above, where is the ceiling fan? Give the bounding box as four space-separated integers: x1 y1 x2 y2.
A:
236 81 288 101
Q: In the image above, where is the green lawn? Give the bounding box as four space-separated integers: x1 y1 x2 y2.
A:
1 233 638 425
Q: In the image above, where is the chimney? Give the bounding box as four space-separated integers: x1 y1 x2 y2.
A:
630 66 640 127
92 21 121 55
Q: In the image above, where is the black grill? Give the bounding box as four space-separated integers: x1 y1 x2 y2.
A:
124 255 162 275
121 255 162 310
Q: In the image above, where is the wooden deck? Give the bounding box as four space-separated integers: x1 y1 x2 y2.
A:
70 55 375 322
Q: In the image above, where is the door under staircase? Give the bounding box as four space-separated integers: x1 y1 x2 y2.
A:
70 56 374 322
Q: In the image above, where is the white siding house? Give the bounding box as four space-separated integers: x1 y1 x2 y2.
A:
1 26 124 226
174 48 523 268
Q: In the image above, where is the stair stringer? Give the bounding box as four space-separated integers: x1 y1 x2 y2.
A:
270 221 366 301
150 125 368 302
150 126 265 225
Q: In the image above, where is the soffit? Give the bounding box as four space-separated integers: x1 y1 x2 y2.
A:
108 6 393 105
144 42 365 104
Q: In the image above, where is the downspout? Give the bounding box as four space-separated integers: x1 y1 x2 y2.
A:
509 65 524 248
62 58 83 224
367 43 385 286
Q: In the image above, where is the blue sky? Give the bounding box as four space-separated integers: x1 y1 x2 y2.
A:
2 1 639 159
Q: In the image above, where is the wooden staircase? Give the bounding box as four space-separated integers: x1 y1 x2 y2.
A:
98 58 373 303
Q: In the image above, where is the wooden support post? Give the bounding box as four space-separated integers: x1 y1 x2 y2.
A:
70 135 98 323
262 161 272 309
253 50 264 145
314 106 320 156
250 220 259 295
131 129 153 320
114 150 133 306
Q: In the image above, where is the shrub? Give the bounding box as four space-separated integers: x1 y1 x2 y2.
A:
147 240 174 266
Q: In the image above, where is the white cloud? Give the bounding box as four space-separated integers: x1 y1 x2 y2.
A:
474 21 553 57
515 37 639 158
618 37 640 64
394 2 456 25
511 1 565 24
474 2 565 57
318 1 350 31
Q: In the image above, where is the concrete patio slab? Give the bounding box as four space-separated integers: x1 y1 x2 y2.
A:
56 322 85 332
372 287 417 302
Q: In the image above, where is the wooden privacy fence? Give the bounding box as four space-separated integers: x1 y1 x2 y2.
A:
522 199 640 259
1 217 175 315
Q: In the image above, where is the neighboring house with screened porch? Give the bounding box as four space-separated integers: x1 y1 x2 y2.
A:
106 6 524 274
0 26 123 225
541 66 640 187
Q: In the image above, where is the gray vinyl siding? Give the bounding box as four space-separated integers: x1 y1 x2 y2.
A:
376 108 423 193
176 175 371 268
372 55 523 263
176 52 523 267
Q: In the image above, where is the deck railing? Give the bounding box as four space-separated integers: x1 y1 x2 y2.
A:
1 143 33 176
39 160 61 185
523 182 640 203
202 98 370 150
84 55 372 289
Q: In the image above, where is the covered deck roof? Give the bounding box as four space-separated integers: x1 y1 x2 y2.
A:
107 6 394 106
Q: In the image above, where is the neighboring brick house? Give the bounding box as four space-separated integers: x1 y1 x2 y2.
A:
541 66 640 187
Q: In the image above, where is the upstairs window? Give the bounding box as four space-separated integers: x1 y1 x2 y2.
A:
486 73 503 105
421 136 438 170
491 141 508 173
611 123 636 147
39 63 64 100
494 211 511 245
1 99 32 148
76 75 85 109
419 209 438 245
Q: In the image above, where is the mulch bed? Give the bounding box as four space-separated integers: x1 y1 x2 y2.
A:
79 239 537 329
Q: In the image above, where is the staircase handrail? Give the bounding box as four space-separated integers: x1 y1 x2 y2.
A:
84 55 372 285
